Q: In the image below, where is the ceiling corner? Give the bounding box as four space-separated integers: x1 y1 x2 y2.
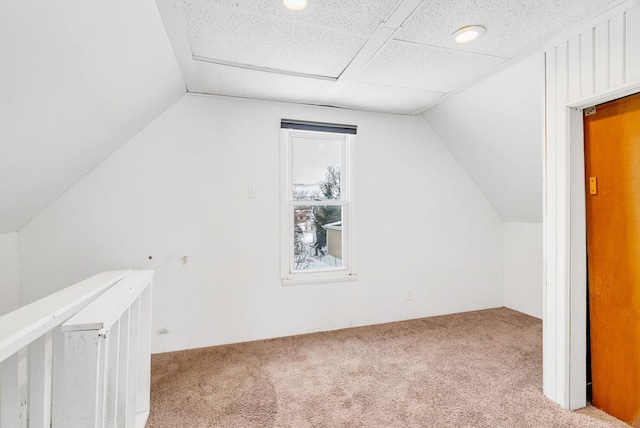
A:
156 0 200 92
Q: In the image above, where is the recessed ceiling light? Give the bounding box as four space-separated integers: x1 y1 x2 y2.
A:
283 0 307 11
452 25 486 44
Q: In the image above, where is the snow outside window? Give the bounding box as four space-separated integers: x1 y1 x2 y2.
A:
280 122 357 285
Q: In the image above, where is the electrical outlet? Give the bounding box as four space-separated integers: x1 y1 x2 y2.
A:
406 288 413 301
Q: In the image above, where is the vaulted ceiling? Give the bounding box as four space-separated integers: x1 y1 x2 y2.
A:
0 0 185 234
423 52 544 222
160 0 617 115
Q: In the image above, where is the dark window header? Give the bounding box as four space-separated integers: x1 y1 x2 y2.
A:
281 120 357 135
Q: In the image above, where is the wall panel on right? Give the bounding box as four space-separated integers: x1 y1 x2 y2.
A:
504 222 542 319
544 0 640 411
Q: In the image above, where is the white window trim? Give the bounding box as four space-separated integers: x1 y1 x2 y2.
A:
280 127 358 285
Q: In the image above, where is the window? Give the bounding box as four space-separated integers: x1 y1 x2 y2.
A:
280 120 357 285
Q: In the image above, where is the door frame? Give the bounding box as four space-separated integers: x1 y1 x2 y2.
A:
560 81 640 409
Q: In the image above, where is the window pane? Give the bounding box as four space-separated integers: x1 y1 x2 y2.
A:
292 137 341 201
293 205 343 271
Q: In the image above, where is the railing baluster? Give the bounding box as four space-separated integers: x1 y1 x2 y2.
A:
126 298 140 427
117 308 130 427
95 327 109 428
50 325 65 426
136 285 152 423
105 320 121 428
18 349 28 428
0 353 20 428
28 332 53 428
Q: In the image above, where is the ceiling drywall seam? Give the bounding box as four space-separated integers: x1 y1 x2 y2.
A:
319 0 424 104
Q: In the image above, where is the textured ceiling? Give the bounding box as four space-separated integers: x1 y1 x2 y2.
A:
396 0 616 58
357 40 506 92
160 0 617 115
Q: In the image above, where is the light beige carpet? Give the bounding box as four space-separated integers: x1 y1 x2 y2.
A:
148 308 628 427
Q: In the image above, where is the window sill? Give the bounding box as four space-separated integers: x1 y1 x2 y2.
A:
281 273 358 286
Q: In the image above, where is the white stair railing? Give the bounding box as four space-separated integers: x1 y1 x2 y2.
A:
0 270 153 428
56 270 153 428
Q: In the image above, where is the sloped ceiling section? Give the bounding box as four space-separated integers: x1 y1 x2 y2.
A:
0 0 186 233
159 0 617 115
422 52 543 222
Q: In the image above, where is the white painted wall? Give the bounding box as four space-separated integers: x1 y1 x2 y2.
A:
422 51 545 319
0 0 185 233
503 222 542 319
422 51 544 222
0 233 20 316
18 94 504 354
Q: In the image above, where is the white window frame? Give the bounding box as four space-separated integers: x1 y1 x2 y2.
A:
280 125 358 285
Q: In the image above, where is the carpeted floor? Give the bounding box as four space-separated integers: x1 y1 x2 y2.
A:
147 308 628 427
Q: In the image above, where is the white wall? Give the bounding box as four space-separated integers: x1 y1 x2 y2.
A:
0 233 20 316
503 222 542 318
18 94 504 354
422 51 545 319
423 51 544 222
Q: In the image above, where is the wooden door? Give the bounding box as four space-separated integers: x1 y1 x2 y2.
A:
584 92 640 426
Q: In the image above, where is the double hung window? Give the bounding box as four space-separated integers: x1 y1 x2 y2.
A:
280 121 357 284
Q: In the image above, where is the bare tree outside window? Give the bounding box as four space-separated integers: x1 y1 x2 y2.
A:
292 165 343 270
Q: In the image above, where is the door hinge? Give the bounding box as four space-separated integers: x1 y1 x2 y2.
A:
585 106 597 116
589 177 598 195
